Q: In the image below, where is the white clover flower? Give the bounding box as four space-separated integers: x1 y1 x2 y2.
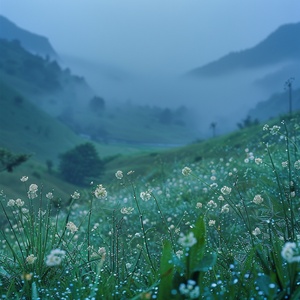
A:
20 176 29 182
255 158 263 165
178 232 197 248
270 125 280 135
121 207 134 215
15 198 24 207
94 184 107 199
176 250 183 259
7 199 15 207
71 191 80 200
281 242 300 263
253 194 264 204
26 254 37 264
182 166 192 176
28 184 38 193
126 263 132 269
46 192 54 200
208 220 216 227
221 186 232 195
294 160 300 170
263 124 269 131
207 200 217 208
115 170 123 179
221 204 230 213
196 202 202 209
22 208 29 214
45 249 66 267
252 227 261 236
66 221 78 233
140 191 151 201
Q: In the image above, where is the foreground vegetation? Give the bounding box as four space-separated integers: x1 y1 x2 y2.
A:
1 114 300 299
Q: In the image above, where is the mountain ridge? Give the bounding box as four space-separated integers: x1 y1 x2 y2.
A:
188 22 300 77
0 15 59 61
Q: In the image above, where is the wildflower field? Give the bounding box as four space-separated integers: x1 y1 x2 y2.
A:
1 115 300 299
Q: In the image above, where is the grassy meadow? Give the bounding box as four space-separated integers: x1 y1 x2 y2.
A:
1 112 300 299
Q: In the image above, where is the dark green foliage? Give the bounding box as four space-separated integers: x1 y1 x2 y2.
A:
89 96 105 113
59 142 104 186
0 148 30 172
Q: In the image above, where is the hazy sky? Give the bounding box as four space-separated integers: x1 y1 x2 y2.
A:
1 0 300 74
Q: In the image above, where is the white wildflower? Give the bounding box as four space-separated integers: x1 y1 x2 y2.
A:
140 191 151 201
66 221 78 233
15 198 24 207
255 158 263 165
281 242 300 263
208 220 216 227
115 170 123 179
121 207 134 215
252 227 261 236
221 186 232 195
45 249 66 267
71 191 80 200
294 160 300 170
20 176 29 182
94 184 107 199
46 192 54 200
253 194 264 204
182 167 192 176
26 254 37 264
178 232 197 248
7 199 15 207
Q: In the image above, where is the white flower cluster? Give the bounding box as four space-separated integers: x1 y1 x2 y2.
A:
140 191 151 201
178 232 197 248
253 194 264 205
45 249 66 266
94 184 107 199
66 221 78 233
182 166 192 176
281 242 300 263
179 280 200 299
121 207 134 215
115 170 123 179
220 186 231 195
28 184 38 199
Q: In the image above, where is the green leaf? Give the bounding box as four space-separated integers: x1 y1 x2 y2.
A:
193 252 217 272
157 240 174 300
189 216 206 274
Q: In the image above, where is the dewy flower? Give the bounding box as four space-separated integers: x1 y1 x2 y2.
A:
182 166 192 176
7 199 15 207
221 204 230 213
121 207 134 215
221 186 231 195
207 200 217 208
20 176 29 182
179 280 200 299
115 170 123 179
27 184 38 199
28 184 38 193
45 249 66 267
208 220 216 227
71 191 80 200
252 227 261 236
282 161 288 168
255 158 263 165
281 242 300 263
15 198 24 207
66 221 78 233
196 202 202 209
46 192 54 200
262 124 269 131
140 191 151 201
26 254 37 264
178 232 197 248
294 160 300 170
94 184 107 199
270 125 280 135
253 194 264 204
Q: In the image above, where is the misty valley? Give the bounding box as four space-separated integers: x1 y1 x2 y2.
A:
1 14 300 300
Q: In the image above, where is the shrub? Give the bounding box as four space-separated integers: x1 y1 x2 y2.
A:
59 142 104 186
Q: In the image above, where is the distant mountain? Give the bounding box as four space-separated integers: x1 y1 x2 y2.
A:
188 22 300 77
0 15 58 60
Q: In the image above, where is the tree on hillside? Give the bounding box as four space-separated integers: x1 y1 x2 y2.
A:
0 148 30 172
59 143 104 186
89 96 105 114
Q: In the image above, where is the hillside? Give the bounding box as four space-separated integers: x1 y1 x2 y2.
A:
188 22 300 77
0 15 58 60
248 87 300 121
